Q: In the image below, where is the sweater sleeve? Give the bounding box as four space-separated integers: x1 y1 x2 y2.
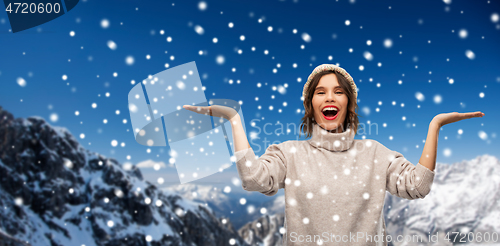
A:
233 144 287 196
375 141 435 200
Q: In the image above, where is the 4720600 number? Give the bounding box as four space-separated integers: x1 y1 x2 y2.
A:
5 2 61 14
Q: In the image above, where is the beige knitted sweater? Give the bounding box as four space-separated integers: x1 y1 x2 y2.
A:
234 123 435 246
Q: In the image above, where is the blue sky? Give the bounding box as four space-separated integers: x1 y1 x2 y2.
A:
0 0 499 185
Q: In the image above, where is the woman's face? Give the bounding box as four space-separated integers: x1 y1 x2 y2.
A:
311 73 349 133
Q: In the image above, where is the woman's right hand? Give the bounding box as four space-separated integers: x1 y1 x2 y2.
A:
182 104 239 121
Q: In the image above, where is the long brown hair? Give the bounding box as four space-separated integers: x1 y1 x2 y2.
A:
299 70 360 138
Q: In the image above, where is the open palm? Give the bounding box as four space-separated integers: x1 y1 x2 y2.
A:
182 104 238 121
432 111 485 127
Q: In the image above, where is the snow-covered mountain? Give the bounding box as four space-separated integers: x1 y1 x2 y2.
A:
163 183 284 230
383 154 500 245
238 213 285 246
0 106 249 246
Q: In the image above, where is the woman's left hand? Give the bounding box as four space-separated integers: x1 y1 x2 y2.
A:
432 111 485 127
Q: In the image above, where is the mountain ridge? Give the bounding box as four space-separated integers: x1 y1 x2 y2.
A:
0 106 249 246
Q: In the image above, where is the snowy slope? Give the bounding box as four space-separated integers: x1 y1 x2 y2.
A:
383 154 500 245
0 106 248 246
238 213 285 246
163 183 284 229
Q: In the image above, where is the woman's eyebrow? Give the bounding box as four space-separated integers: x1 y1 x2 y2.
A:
315 86 342 91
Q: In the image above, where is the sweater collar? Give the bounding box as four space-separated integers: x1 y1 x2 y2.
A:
308 123 355 152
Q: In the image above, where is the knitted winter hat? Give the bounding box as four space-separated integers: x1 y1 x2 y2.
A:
303 64 357 101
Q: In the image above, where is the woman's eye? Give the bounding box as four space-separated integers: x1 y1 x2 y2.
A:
318 92 325 94
336 91 343 94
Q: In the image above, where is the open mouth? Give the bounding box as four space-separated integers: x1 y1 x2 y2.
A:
322 108 338 120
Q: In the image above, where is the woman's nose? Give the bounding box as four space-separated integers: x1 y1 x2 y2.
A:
325 92 335 101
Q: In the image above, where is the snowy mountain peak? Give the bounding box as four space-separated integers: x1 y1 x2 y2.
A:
384 154 500 244
0 106 249 246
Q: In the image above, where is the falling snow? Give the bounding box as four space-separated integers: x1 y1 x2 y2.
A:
2 1 496 243
101 19 110 28
17 77 26 87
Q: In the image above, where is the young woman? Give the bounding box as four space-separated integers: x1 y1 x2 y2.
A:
183 64 484 246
